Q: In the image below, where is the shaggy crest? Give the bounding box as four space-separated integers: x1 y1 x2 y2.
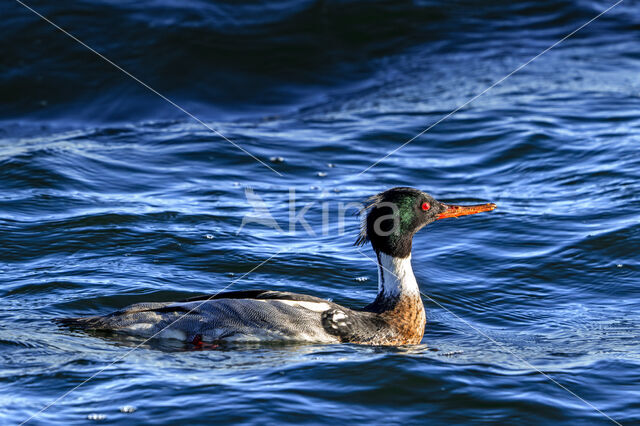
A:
354 192 384 247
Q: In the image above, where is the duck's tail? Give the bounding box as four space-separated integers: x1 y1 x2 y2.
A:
53 315 110 330
53 302 176 331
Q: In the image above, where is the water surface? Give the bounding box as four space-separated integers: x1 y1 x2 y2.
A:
1 0 639 424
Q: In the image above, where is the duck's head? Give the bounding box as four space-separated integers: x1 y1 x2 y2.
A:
355 187 496 258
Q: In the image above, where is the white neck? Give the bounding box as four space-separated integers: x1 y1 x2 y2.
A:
376 252 420 300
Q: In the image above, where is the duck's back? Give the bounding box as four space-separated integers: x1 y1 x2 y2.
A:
57 290 366 344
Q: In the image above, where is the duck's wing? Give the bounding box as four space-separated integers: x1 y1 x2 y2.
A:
56 290 369 344
179 289 334 304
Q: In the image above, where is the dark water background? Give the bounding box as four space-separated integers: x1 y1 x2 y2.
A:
1 0 639 424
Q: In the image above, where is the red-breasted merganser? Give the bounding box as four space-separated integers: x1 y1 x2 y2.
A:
58 187 496 346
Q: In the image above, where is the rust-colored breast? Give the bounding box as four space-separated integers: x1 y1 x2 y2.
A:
334 294 426 346
380 294 426 345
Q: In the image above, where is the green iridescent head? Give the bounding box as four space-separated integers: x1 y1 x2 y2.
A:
356 187 496 257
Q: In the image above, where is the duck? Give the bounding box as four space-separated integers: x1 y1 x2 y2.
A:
57 187 496 346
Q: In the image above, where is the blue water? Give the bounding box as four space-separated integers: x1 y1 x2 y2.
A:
1 0 639 424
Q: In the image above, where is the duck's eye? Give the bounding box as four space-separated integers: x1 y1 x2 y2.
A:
421 202 430 211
